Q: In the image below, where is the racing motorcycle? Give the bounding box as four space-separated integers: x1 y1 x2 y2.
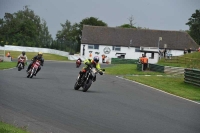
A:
27 60 41 78
76 60 81 68
17 57 25 71
74 65 105 92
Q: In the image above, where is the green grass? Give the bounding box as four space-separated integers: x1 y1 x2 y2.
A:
0 121 30 133
5 50 68 61
105 64 164 75
105 64 200 101
158 52 200 69
0 62 16 70
124 75 200 101
0 50 69 70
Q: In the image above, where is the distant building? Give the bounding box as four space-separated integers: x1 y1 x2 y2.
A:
80 25 198 64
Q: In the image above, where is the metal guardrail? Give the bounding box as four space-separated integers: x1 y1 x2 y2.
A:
137 63 143 71
149 64 165 73
184 68 200 87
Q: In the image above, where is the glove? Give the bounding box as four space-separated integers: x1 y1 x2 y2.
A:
99 71 103 75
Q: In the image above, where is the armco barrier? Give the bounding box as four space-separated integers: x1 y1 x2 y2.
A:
184 68 200 87
137 63 143 71
111 58 138 64
149 64 165 73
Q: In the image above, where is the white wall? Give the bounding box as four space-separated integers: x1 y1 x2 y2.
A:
80 44 160 64
80 44 186 64
0 45 69 57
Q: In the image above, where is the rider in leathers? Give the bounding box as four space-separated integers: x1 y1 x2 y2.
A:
16 51 28 69
78 56 103 82
26 52 44 76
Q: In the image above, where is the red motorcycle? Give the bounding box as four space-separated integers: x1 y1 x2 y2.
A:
76 60 81 68
27 60 41 78
17 57 25 71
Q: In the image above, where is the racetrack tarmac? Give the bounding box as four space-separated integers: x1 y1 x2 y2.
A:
0 61 200 133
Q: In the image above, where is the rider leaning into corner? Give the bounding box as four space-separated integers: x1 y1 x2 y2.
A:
78 56 103 82
16 51 28 69
26 52 44 76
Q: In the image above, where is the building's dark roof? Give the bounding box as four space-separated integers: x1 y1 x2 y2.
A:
81 25 199 50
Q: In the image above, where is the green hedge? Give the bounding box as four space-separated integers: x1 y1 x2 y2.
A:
111 58 138 64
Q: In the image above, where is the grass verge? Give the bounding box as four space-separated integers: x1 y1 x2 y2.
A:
0 121 30 133
104 64 164 75
105 64 200 101
5 50 68 61
0 62 16 70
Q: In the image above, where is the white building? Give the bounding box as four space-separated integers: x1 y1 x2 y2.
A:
80 25 199 64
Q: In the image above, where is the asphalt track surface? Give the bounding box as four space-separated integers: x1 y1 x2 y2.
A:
0 61 200 133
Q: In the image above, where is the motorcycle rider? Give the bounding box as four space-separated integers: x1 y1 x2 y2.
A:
76 58 82 67
16 51 28 69
77 58 82 63
77 56 103 82
26 52 44 76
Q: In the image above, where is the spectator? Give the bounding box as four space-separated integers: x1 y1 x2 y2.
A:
143 55 148 71
163 48 167 58
184 48 187 54
89 52 92 59
188 48 191 53
102 54 106 63
6 51 12 61
139 54 144 63
198 47 200 52
6 51 11 57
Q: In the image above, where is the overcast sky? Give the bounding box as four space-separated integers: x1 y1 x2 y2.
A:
0 0 200 39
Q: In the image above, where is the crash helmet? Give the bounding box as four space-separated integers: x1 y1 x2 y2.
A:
22 51 25 56
38 52 43 58
93 56 99 63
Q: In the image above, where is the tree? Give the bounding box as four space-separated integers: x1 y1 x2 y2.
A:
117 15 136 28
76 17 107 51
118 24 136 28
186 9 200 45
56 20 75 51
0 6 52 47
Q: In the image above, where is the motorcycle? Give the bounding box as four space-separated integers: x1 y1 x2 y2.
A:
76 60 81 68
74 65 105 92
27 60 41 78
17 57 25 71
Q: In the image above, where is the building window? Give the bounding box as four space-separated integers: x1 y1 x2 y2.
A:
94 45 99 49
88 44 99 49
88 45 94 49
112 46 121 51
150 53 154 59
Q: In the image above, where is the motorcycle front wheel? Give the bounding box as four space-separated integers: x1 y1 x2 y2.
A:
82 79 92 92
74 81 81 90
18 63 22 71
30 68 36 78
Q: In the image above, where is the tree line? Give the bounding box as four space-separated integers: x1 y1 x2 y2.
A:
0 6 199 54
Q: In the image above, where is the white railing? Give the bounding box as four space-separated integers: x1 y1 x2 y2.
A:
0 45 69 57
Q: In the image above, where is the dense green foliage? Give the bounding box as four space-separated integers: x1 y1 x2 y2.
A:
0 6 52 48
55 17 107 53
0 7 108 53
186 9 200 45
